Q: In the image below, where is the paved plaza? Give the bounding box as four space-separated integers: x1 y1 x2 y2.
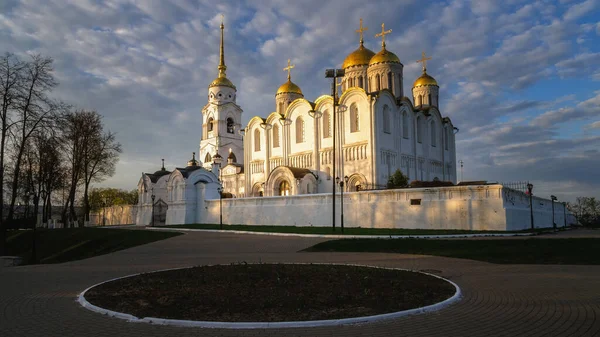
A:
1 230 599 336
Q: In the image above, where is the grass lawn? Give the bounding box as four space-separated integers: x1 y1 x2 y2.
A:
85 264 456 322
304 238 600 265
6 227 182 265
160 223 554 236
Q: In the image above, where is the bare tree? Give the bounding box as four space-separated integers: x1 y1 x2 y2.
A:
0 53 24 254
6 54 63 223
61 110 121 226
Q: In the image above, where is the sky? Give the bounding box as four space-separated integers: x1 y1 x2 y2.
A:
1 0 599 202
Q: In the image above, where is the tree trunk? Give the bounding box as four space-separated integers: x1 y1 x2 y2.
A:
6 144 26 221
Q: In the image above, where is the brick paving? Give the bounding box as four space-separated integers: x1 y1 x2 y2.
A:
1 230 599 336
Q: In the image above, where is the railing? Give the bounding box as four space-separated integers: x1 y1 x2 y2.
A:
345 144 368 161
251 160 264 174
289 153 312 168
500 181 530 193
270 158 284 168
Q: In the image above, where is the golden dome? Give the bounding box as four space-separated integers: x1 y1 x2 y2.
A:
209 76 236 89
342 44 376 69
277 80 303 95
413 71 438 87
369 47 401 66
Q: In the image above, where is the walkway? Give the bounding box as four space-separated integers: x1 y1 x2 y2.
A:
1 230 599 336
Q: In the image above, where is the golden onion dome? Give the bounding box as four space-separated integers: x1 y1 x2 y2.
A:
369 47 401 66
276 79 303 95
209 76 236 89
413 71 438 87
342 44 376 69
187 152 199 167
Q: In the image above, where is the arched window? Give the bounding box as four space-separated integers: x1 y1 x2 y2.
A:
254 129 261 151
418 95 423 106
295 116 304 143
417 116 423 143
326 167 331 180
444 126 449 150
226 118 234 134
383 106 391 134
358 76 363 88
348 78 353 87
279 180 290 196
402 111 409 139
207 117 214 132
350 104 359 133
273 124 280 148
430 121 436 147
323 110 331 138
278 102 284 114
387 72 393 91
205 153 212 163
375 74 380 91
428 93 432 105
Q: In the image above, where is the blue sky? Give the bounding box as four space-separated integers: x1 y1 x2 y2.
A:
1 0 599 201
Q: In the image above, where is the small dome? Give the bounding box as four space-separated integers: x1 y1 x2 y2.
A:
413 71 438 87
342 44 376 69
187 152 199 167
227 151 237 163
369 48 401 66
277 80 303 95
209 76 236 89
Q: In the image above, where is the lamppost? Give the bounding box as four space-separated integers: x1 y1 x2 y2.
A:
150 189 155 227
325 68 345 232
563 202 567 228
217 186 223 229
30 192 36 264
213 153 223 229
527 183 534 229
551 195 557 231
336 176 348 233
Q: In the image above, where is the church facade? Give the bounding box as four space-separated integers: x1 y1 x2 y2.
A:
136 19 458 226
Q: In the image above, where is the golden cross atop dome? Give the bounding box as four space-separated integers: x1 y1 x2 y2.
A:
283 59 295 81
417 51 432 72
356 18 368 44
375 23 392 48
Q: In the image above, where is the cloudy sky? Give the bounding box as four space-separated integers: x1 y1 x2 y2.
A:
1 0 599 201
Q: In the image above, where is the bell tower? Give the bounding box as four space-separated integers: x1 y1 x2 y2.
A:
200 16 244 168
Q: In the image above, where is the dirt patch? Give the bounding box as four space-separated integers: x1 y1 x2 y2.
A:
84 264 456 322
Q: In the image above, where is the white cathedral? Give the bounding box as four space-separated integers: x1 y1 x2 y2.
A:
136 19 458 226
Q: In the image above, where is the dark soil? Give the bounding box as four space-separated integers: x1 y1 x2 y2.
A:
84 264 456 322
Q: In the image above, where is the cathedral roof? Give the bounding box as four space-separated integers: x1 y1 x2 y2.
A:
369 47 401 66
342 44 376 69
277 80 303 95
413 71 438 87
187 152 199 167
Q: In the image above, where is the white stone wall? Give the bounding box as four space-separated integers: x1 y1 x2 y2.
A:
193 184 576 231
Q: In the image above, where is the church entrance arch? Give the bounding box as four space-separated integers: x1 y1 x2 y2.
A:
153 199 168 226
251 183 264 197
347 173 367 192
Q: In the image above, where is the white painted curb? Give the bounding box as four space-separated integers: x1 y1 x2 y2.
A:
78 263 461 329
144 226 537 239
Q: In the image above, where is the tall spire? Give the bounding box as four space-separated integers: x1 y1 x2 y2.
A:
218 14 227 78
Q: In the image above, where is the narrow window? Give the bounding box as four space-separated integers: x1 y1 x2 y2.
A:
428 93 432 105
273 124 280 148
383 106 391 134
350 104 359 133
358 76 363 88
375 74 380 91
387 72 393 90
296 116 304 143
278 102 284 114
226 118 234 134
417 116 423 143
207 117 214 132
205 153 212 163
254 129 261 151
402 111 409 139
322 110 331 138
431 122 436 147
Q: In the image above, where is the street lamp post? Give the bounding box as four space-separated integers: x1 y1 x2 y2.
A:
527 183 534 230
151 189 155 227
563 202 567 228
30 192 36 264
325 68 345 232
551 195 557 231
217 186 223 230
337 176 348 233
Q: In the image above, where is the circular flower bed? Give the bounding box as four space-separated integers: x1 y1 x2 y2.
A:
83 264 457 323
